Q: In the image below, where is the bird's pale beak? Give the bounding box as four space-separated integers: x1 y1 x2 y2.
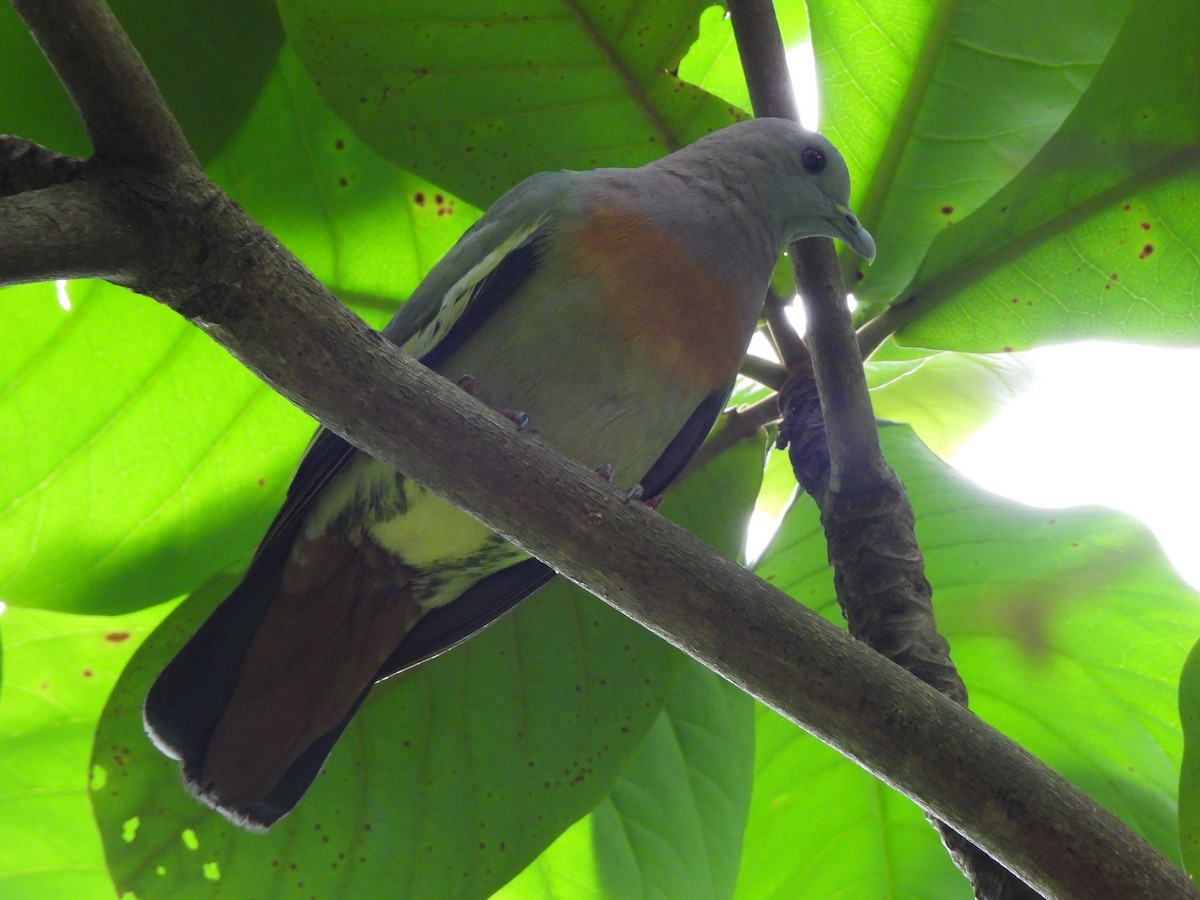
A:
836 204 876 264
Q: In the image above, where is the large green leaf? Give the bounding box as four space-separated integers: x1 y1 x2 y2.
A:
0 603 168 898
675 4 810 117
0 47 477 614
278 0 742 207
740 706 969 898
896 0 1200 350
206 46 483 323
108 0 284 162
810 0 1134 308
0 279 311 613
498 659 754 900
93 428 763 898
737 424 1198 895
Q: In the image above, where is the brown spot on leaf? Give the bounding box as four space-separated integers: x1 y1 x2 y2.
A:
1140 222 1151 231
1139 244 1154 259
106 632 130 643
940 205 954 215
413 192 425 206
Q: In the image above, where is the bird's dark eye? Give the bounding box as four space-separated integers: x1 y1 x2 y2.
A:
801 146 827 174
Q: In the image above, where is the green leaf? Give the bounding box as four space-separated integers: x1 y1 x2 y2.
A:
0 603 168 898
739 424 1199 893
94 429 764 898
278 0 742 206
107 0 284 161
206 45 483 323
0 280 312 613
0 0 281 162
500 660 754 900
811 0 1134 307
95 576 682 899
739 707 969 898
1181 636 1200 879
0 47 478 614
896 0 1200 350
675 3 810 117
867 347 1035 457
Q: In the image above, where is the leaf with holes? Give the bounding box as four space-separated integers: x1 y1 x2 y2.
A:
0 605 166 896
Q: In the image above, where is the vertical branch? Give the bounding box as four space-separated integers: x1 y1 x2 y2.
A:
727 2 1038 897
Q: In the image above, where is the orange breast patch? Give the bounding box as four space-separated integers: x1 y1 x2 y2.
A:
567 205 749 391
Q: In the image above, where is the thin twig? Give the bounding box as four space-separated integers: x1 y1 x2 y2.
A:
762 286 809 371
739 353 787 391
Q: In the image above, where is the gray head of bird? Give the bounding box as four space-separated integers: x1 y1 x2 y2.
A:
670 117 876 264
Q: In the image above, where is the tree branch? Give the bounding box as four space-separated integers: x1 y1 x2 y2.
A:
3 1 1194 897
738 352 787 391
763 286 808 370
0 173 148 283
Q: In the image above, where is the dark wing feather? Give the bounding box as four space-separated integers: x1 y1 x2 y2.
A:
639 387 732 499
144 430 355 762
